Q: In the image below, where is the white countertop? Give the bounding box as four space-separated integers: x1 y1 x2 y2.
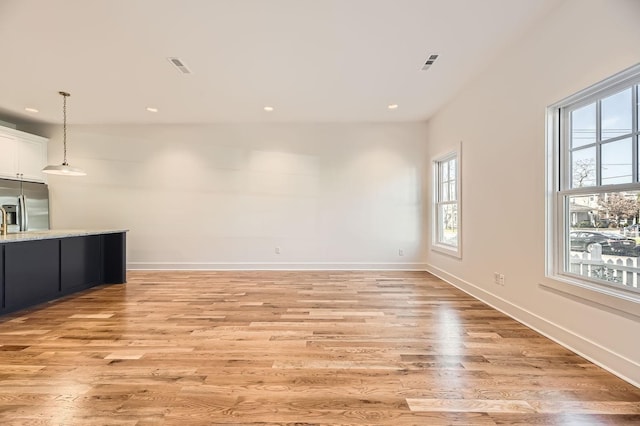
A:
0 229 128 244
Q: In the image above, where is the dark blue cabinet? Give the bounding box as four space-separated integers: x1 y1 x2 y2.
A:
104 232 126 284
61 235 102 294
4 239 60 312
0 232 126 317
0 247 4 311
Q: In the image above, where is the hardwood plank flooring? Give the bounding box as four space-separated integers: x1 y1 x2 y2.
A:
0 270 638 425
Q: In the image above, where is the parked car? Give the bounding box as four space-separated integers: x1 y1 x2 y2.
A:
624 224 640 233
569 231 636 255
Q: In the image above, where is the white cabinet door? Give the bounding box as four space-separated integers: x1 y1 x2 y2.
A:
0 133 19 179
0 128 48 183
16 135 47 183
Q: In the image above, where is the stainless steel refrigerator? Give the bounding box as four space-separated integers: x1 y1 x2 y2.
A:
0 178 49 232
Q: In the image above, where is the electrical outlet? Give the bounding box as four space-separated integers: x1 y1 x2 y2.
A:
499 274 505 286
398 249 404 256
275 247 280 255
494 272 500 285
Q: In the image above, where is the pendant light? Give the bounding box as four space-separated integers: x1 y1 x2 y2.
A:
42 91 86 176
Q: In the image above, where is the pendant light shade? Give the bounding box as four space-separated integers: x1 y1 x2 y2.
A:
42 91 86 176
41 163 86 176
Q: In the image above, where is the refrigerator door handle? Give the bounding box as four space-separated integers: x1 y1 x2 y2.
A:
18 194 27 231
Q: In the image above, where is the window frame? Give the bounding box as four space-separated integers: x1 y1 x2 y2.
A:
546 63 640 312
432 143 462 258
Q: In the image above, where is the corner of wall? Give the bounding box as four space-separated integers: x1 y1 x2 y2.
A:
425 263 640 388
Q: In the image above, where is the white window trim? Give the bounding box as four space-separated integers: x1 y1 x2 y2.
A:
432 143 462 258
545 63 640 317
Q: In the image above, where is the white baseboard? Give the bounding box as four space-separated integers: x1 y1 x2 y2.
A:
425 263 640 388
128 262 428 271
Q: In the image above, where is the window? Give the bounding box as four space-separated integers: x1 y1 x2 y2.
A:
548 64 640 299
433 146 461 257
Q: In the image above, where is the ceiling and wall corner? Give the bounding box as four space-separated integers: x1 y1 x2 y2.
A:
1 0 562 270
0 0 559 125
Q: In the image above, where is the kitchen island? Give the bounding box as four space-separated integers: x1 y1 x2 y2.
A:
0 229 127 316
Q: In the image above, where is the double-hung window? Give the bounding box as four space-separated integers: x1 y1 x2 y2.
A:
433 146 461 257
548 64 640 298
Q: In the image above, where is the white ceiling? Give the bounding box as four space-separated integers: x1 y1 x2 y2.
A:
0 0 559 125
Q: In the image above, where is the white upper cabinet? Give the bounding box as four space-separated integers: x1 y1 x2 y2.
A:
0 127 48 183
0 133 18 177
17 134 48 182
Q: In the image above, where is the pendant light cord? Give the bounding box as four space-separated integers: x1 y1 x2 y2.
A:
42 90 85 176
60 91 69 166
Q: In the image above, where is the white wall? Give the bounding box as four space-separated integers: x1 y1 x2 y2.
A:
37 123 428 270
425 0 640 385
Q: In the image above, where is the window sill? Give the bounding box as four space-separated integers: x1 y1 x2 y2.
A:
540 276 640 320
431 244 461 259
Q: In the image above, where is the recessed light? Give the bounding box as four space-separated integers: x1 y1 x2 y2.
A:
25 107 39 113
263 106 274 112
388 104 399 110
146 107 158 113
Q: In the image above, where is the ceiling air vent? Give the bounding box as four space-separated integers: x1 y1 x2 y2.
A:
421 54 439 71
167 57 192 74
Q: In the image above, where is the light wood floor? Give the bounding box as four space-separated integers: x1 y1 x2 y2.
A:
0 271 638 425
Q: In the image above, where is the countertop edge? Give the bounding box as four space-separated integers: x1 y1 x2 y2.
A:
0 229 129 244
